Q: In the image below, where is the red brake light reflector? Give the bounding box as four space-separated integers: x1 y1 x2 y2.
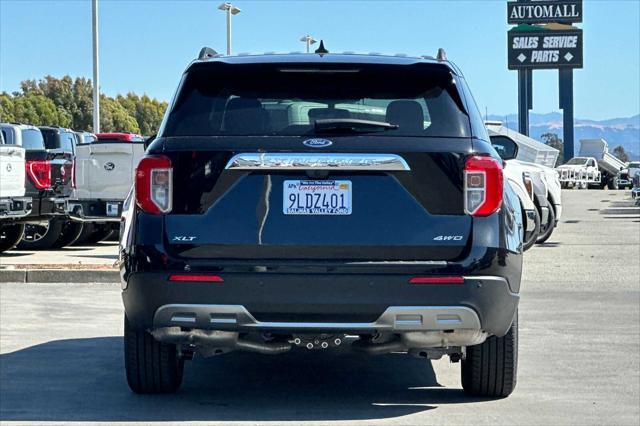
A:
464 156 503 217
409 276 465 284
26 160 52 189
169 274 224 283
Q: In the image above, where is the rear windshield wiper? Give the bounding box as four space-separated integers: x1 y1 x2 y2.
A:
314 118 399 134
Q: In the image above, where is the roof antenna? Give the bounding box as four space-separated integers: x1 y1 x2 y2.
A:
436 48 447 61
315 40 329 55
198 47 219 60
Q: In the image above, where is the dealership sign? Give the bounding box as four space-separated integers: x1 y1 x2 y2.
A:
507 1 583 24
508 29 583 69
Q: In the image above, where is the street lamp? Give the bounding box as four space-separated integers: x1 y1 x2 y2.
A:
299 35 317 53
218 2 241 55
92 0 100 133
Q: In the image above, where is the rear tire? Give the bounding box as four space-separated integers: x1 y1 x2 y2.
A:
86 225 113 244
52 221 84 248
536 204 556 244
0 223 25 253
461 312 518 398
124 316 184 394
17 219 65 250
607 178 619 190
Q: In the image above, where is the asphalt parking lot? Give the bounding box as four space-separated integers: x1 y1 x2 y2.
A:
1 190 638 426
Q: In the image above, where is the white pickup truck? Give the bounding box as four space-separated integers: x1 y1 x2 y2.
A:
67 132 145 237
0 131 32 252
557 139 629 189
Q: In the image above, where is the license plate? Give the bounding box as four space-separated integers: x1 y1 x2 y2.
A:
106 202 119 217
283 180 352 215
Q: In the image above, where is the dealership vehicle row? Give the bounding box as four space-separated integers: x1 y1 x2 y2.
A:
0 125 144 251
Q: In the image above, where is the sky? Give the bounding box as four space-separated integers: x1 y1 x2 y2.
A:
1 0 639 120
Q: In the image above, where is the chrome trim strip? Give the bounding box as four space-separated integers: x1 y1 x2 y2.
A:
154 304 481 332
224 153 410 171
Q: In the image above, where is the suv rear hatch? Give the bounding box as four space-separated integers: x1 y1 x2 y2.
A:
147 61 482 261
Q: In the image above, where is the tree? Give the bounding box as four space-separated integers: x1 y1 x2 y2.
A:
3 75 167 134
11 94 71 127
541 133 564 167
612 145 630 163
0 93 15 122
100 96 140 133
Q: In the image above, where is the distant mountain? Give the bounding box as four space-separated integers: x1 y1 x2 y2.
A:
487 113 640 159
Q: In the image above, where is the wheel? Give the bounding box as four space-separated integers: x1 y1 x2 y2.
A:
73 223 112 246
17 219 65 250
51 221 84 248
0 223 25 253
461 312 518 398
71 222 96 246
124 315 184 394
522 207 540 252
536 204 556 244
86 224 113 244
607 178 619 190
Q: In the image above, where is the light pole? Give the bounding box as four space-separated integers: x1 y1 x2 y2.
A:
218 2 241 55
299 35 317 53
92 0 100 133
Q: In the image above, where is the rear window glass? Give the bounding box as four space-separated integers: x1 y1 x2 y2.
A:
565 158 587 165
41 130 75 152
21 129 45 150
163 62 471 138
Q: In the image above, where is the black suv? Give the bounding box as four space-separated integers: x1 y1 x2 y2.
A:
121 49 524 397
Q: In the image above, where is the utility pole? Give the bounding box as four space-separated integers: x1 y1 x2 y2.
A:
218 3 241 55
92 0 100 133
299 35 317 53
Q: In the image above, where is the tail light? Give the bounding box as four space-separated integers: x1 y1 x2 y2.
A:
464 155 503 216
135 155 172 214
26 160 52 190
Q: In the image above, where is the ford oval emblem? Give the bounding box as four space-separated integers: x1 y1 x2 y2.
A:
303 138 333 148
104 162 115 171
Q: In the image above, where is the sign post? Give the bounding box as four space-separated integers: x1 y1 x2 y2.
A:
506 0 583 161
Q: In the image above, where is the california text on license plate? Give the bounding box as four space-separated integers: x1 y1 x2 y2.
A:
283 180 352 215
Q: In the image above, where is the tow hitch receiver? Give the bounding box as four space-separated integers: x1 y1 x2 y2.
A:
292 334 345 350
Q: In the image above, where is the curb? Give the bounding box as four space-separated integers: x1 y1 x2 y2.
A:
0 269 119 283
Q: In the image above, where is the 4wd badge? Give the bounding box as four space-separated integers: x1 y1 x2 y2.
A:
104 162 116 171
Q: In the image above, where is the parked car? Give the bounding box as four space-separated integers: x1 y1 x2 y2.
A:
15 126 81 248
120 49 524 397
489 134 541 250
558 139 628 190
486 125 562 244
0 130 32 252
0 123 73 249
67 132 145 245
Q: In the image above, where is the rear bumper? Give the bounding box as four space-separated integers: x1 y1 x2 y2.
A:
25 196 66 219
122 273 519 337
0 197 32 219
67 199 123 222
